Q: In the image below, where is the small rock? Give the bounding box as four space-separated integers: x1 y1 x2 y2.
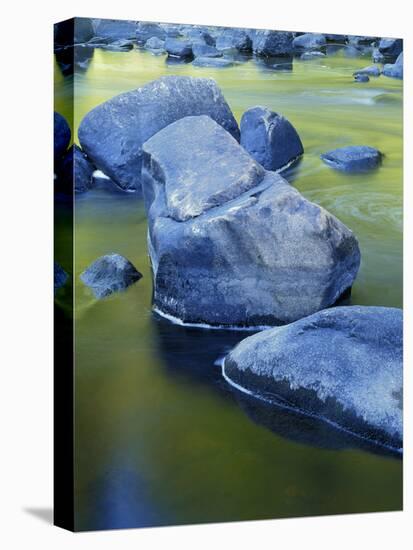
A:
192 43 222 58
354 73 370 82
192 56 234 68
80 254 142 298
54 262 68 294
240 106 303 171
300 51 325 60
144 36 166 55
353 65 381 77
321 145 382 172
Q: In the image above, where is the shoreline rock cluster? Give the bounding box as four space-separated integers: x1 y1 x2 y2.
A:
54 19 404 81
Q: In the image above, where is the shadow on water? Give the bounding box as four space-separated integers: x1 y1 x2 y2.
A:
233 392 401 459
152 313 399 459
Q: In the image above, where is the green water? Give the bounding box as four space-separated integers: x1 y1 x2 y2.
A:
55 46 403 530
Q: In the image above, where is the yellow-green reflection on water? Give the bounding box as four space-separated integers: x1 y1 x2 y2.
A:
55 46 402 530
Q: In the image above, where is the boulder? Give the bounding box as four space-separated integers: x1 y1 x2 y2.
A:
92 19 137 41
78 76 240 191
372 48 386 63
180 26 215 46
300 51 325 60
55 145 95 194
192 56 234 68
251 30 294 57
192 43 222 58
293 33 326 51
142 115 360 326
144 36 166 54
321 146 382 172
353 65 381 77
136 22 166 45
216 28 252 52
80 254 142 298
160 23 182 38
240 107 303 171
378 38 403 61
383 55 403 79
164 38 193 58
54 262 68 294
54 17 94 46
223 306 403 452
354 74 370 83
54 112 71 159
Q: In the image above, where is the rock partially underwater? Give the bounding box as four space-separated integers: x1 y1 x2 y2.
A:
321 146 382 172
56 144 95 194
240 106 303 171
251 30 294 57
142 115 360 327
54 112 71 160
80 254 142 298
78 76 239 191
223 306 403 452
54 262 69 294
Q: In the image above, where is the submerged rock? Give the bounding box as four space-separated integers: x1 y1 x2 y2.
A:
321 146 382 172
54 112 71 159
54 262 69 294
142 115 360 326
216 28 252 52
240 106 303 171
144 36 166 55
136 22 166 45
192 56 234 68
354 73 370 82
165 38 193 58
353 65 381 77
293 33 326 51
80 254 142 298
251 30 293 57
78 76 240 190
223 306 403 452
300 51 325 60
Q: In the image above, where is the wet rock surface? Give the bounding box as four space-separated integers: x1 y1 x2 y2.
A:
321 146 382 172
80 254 142 298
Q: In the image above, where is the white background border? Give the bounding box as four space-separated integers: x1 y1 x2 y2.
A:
0 0 411 548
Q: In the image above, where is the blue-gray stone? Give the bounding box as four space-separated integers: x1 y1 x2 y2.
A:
57 144 95 193
136 22 166 45
378 38 403 61
216 28 252 52
223 306 403 452
372 48 386 63
54 262 68 294
353 65 381 77
192 56 234 68
180 26 215 46
321 146 382 172
80 254 142 298
354 73 370 82
347 35 378 46
240 106 303 171
293 33 326 51
300 51 325 60
382 61 403 80
142 115 360 326
92 19 137 41
395 51 403 65
144 36 166 55
54 112 71 159
165 38 193 58
192 43 222 58
252 30 294 57
78 76 240 191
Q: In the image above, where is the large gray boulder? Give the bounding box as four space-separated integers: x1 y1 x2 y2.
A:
216 28 252 52
92 19 137 41
378 37 403 61
251 30 294 57
292 33 326 51
136 22 166 45
80 254 142 298
142 115 360 326
240 106 304 171
223 306 403 452
144 36 166 55
78 76 240 190
382 52 403 79
164 38 193 58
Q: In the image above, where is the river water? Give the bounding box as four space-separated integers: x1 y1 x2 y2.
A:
55 45 403 530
